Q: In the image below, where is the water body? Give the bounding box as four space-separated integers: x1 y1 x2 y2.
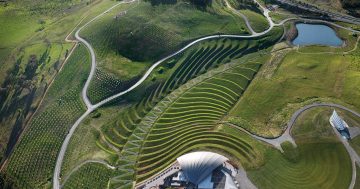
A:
292 23 343 46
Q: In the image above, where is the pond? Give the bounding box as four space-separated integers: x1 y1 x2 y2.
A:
292 23 343 47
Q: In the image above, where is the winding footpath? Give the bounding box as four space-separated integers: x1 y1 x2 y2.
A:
52 0 360 188
227 103 360 151
224 0 257 35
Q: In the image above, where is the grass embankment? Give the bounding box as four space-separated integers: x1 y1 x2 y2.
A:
248 107 352 189
3 45 89 188
228 41 360 137
81 0 254 103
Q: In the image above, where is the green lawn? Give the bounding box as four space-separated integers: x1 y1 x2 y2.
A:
248 107 352 189
228 44 360 137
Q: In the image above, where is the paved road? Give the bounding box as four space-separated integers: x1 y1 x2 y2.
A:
274 0 360 25
53 0 360 188
333 127 359 189
52 1 136 188
74 1 138 109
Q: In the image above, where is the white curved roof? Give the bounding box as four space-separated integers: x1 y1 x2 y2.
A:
176 151 228 184
330 110 346 130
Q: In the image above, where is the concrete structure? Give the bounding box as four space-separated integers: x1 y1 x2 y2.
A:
136 151 240 189
177 151 228 185
330 110 350 139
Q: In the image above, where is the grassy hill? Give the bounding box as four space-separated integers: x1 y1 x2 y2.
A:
81 0 253 103
59 28 283 188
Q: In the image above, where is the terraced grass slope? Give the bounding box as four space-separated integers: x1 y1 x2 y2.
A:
60 29 282 188
135 60 264 181
3 45 90 188
97 33 282 152
247 107 352 189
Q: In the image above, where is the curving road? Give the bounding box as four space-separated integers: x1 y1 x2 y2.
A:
274 0 360 25
75 0 139 109
53 0 360 188
53 1 137 188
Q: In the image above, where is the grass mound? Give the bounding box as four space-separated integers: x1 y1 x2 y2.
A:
80 0 249 79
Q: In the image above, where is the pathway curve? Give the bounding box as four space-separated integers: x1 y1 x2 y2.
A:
52 0 360 188
227 103 360 151
224 0 257 35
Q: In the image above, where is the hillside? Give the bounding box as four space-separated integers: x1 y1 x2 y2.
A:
1 0 360 188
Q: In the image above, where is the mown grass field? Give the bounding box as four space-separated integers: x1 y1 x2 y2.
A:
248 107 352 189
228 38 360 137
3 45 89 188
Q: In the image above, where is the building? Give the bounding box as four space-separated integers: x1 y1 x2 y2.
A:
136 151 239 189
330 110 350 139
